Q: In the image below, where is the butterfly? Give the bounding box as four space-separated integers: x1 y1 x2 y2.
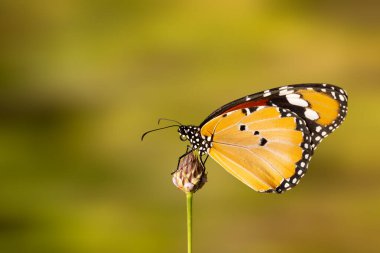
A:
143 83 348 193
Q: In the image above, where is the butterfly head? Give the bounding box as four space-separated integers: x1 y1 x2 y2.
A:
178 125 195 141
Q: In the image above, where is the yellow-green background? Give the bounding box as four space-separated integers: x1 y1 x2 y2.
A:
1 1 379 253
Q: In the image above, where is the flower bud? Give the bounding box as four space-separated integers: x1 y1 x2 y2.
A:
172 151 207 193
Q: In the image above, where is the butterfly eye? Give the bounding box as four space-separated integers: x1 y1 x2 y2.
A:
180 135 187 141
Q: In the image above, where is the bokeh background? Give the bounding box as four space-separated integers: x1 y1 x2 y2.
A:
1 1 379 253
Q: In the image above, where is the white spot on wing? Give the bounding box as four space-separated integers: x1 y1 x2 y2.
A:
286 93 301 98
304 108 319 120
286 95 308 107
279 89 294 96
263 90 271 97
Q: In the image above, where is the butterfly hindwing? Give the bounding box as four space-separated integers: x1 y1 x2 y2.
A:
200 106 313 193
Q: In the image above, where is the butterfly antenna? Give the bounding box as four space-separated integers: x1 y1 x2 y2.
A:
158 118 182 125
141 124 180 141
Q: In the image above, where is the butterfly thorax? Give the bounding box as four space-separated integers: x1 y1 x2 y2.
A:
178 125 212 155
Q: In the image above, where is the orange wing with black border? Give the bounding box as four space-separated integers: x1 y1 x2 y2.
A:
201 106 313 193
198 84 348 193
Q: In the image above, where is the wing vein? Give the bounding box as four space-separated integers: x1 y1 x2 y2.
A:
212 147 272 189
213 141 286 179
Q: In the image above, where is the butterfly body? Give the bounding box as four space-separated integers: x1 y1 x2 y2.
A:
175 83 348 193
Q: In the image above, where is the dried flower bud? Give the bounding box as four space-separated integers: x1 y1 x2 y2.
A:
172 151 207 193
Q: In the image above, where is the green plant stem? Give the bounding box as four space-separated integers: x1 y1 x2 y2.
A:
186 192 193 253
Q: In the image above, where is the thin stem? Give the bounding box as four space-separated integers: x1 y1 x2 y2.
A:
186 192 193 253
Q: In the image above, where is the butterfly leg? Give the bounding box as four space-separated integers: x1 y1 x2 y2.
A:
200 154 209 169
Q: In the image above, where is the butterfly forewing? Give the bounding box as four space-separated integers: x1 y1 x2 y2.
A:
200 84 348 150
201 106 312 193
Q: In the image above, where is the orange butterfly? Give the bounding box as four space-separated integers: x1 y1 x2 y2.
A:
144 84 348 193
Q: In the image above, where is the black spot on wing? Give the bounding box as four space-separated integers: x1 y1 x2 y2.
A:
259 138 267 146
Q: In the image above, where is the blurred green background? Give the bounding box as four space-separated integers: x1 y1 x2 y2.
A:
1 1 379 253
